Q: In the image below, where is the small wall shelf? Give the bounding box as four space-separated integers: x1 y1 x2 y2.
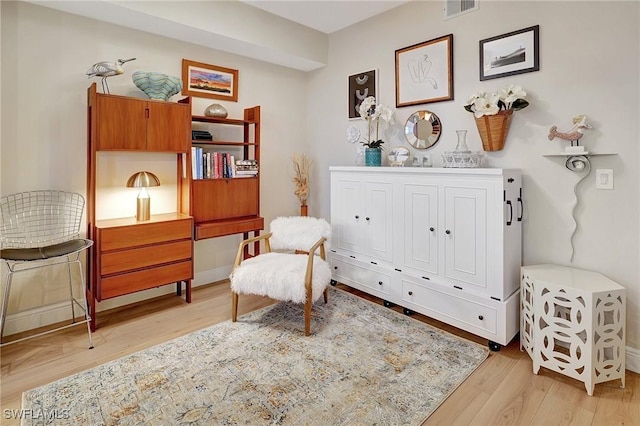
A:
542 152 617 157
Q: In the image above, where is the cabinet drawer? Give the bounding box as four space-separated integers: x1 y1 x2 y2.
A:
99 219 192 251
402 280 497 334
331 256 391 296
99 260 192 300
100 240 192 276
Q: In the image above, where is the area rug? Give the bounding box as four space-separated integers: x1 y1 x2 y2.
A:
22 287 489 425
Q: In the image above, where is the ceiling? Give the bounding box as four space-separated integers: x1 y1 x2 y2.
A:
23 0 410 71
242 1 409 34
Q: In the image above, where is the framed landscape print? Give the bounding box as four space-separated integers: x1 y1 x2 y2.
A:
348 69 377 119
395 34 454 107
479 25 540 81
182 59 238 102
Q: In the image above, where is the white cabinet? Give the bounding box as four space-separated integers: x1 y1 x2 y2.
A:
330 167 522 347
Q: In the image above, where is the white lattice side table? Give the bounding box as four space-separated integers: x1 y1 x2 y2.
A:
520 264 626 396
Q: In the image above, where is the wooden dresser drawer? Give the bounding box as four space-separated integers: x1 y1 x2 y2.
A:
99 260 192 300
100 240 192 276
99 218 192 251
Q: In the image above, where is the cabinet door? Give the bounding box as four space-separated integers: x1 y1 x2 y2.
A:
403 183 438 275
191 178 258 222
443 184 488 290
147 101 189 152
363 181 393 262
444 185 490 291
332 177 364 254
96 96 146 150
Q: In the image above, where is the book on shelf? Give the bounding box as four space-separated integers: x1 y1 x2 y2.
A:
191 150 255 179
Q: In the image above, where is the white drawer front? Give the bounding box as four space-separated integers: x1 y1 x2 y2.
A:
401 280 497 335
331 256 392 296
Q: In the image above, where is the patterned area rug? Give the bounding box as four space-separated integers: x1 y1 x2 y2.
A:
22 287 488 425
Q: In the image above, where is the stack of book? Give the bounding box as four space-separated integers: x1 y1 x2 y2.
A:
192 130 213 141
235 159 259 177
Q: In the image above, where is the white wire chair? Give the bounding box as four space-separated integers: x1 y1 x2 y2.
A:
0 190 94 348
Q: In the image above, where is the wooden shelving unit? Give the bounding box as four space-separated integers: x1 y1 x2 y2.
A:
183 107 264 250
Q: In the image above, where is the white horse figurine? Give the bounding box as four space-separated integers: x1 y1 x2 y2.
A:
548 114 593 145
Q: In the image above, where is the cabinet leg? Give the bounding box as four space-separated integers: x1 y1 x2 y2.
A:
185 280 192 303
383 300 394 308
176 281 182 297
403 308 414 316
488 341 502 352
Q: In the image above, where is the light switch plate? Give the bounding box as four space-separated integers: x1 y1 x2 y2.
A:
596 169 614 190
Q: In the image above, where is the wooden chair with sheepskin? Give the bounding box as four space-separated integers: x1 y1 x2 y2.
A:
229 216 332 336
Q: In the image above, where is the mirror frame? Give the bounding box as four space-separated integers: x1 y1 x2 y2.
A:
404 110 442 149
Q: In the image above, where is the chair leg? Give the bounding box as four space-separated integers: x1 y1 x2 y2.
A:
66 257 76 321
304 298 312 336
231 292 238 322
323 288 328 304
0 268 14 344
76 259 94 349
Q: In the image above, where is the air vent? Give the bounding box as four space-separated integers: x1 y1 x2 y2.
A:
444 0 479 20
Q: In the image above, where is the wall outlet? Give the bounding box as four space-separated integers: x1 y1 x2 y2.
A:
596 169 614 190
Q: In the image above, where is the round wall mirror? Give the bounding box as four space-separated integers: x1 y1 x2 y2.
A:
404 110 442 149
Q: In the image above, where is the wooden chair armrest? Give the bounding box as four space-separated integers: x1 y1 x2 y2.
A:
304 236 328 285
232 232 273 269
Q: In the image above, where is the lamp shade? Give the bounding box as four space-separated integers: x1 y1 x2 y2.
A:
126 171 161 188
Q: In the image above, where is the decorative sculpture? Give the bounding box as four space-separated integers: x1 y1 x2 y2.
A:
132 71 182 101
86 58 136 94
548 114 592 147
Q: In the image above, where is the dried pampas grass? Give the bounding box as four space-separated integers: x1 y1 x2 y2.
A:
292 153 311 206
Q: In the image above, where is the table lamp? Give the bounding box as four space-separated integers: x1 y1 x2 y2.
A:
126 171 160 221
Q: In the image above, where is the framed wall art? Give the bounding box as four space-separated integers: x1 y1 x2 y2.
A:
395 34 453 108
479 25 539 81
348 69 377 119
182 59 238 102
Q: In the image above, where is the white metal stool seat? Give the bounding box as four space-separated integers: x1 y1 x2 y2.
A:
1 190 94 348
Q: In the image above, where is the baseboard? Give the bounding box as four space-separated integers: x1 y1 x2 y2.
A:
626 346 640 374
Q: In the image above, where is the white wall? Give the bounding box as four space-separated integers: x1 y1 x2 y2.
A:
306 1 639 351
2 1 638 359
0 1 308 324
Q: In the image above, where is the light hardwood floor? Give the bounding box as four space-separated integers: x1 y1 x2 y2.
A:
1 281 638 425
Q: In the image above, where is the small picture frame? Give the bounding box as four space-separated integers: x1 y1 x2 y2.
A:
348 69 377 120
182 59 238 102
479 25 540 81
395 34 454 107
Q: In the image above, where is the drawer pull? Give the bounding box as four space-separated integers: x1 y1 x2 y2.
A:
478 315 484 320
378 281 383 286
408 291 413 296
429 227 435 232
355 215 359 219
421 276 430 280
445 229 451 235
366 217 370 221
334 266 338 270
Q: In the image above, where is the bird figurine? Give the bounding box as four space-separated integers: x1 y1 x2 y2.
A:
86 57 136 94
548 114 593 146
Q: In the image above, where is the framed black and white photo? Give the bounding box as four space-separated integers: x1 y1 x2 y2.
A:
479 25 539 81
395 34 454 107
348 69 377 119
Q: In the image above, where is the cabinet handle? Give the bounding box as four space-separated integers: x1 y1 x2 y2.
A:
445 229 451 235
506 200 513 226
378 281 383 286
366 217 370 221
478 315 484 320
429 227 435 232
334 266 338 270
517 188 523 222
408 291 413 296
355 215 359 219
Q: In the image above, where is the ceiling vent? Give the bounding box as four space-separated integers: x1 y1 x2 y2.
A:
444 0 479 20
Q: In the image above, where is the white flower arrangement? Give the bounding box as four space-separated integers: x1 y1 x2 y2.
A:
358 96 395 149
464 84 530 118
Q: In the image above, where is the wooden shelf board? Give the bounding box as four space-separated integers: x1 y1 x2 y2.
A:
191 115 255 125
